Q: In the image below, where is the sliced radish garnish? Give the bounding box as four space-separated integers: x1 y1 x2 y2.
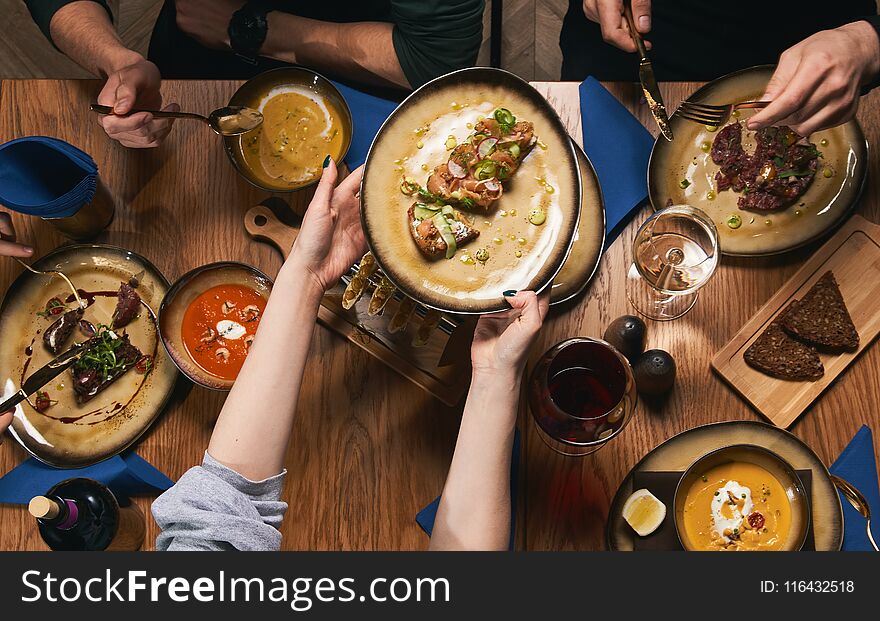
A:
477 178 501 192
447 158 468 179
477 137 498 158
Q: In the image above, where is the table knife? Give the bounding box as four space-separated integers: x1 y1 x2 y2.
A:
622 1 674 141
0 341 90 413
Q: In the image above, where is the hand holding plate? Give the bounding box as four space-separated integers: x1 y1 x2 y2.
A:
470 291 550 380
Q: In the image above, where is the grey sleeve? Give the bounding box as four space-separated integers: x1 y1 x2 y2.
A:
151 452 288 551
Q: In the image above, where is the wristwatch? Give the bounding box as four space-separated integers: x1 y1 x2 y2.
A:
228 1 273 64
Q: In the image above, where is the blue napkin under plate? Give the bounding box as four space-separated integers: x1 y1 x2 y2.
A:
0 136 98 218
830 425 879 551
0 450 174 505
332 82 398 171
417 428 520 550
579 77 655 246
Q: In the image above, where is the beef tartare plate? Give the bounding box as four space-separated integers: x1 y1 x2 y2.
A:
711 122 821 212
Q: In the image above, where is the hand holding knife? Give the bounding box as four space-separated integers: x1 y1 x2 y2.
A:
0 341 92 414
622 1 674 141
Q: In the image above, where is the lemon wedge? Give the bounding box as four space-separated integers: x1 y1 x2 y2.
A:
622 489 666 537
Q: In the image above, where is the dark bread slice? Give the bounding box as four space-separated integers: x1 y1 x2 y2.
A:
780 271 859 351
744 301 824 381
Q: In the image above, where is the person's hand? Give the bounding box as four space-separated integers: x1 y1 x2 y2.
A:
176 0 242 51
288 160 366 293
96 55 179 148
582 0 651 53
748 21 880 136
470 291 550 379
0 212 33 258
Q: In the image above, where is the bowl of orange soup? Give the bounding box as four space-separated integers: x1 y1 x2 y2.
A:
673 445 810 551
159 263 273 390
223 67 353 192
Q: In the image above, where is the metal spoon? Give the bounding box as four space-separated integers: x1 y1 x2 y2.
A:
831 474 879 551
90 103 263 136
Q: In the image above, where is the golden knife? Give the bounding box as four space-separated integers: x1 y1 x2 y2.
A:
622 1 673 141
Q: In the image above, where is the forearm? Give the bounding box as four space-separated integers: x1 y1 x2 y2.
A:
49 1 140 77
206 255 323 480
429 371 520 551
261 14 410 89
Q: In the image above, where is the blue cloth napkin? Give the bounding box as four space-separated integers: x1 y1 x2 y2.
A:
579 77 655 246
332 82 398 170
417 428 520 550
830 425 879 551
0 136 98 218
0 450 173 504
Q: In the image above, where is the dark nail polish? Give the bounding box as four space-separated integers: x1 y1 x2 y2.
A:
322 155 331 168
502 290 517 297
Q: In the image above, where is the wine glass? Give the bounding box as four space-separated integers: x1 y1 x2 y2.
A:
626 204 719 321
528 338 637 457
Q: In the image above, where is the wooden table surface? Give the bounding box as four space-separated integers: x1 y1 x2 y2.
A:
1 79 878 551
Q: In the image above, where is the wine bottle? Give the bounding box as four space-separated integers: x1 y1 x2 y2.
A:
28 478 145 551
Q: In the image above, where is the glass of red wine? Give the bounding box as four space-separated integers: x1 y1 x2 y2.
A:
528 337 637 456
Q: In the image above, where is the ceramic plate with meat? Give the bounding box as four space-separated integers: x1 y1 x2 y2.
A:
0 245 177 467
648 65 867 256
361 67 580 314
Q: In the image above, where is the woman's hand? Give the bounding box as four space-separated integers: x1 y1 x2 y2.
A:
287 160 366 294
96 55 179 148
748 21 880 136
0 410 12 443
470 291 550 379
0 212 33 258
582 0 652 53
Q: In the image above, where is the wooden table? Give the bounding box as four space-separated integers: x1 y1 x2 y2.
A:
1 80 878 551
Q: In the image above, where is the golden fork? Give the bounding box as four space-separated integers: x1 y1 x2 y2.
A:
677 100 771 127
15 258 84 309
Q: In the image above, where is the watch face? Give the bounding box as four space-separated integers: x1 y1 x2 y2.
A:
230 6 269 57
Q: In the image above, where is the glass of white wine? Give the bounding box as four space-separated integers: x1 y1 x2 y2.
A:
626 204 719 321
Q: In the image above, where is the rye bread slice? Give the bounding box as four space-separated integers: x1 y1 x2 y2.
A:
781 271 859 351
744 301 824 381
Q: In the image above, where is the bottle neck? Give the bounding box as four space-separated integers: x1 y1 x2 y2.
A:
37 496 79 530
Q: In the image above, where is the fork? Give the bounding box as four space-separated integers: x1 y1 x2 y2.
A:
676 100 771 127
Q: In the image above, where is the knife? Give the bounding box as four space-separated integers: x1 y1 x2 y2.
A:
622 1 674 141
0 341 92 413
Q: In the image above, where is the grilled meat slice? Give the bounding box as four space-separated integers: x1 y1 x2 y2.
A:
111 282 141 329
43 307 85 355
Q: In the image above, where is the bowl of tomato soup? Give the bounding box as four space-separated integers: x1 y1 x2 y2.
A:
159 263 272 390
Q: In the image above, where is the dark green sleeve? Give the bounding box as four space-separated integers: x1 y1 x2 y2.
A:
25 0 113 43
390 0 484 88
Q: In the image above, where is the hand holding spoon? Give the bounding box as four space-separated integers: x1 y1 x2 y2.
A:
90 104 263 136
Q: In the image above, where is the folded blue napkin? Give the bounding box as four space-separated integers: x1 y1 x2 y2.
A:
0 136 98 218
417 428 520 550
0 450 173 505
580 77 655 246
332 82 398 170
830 425 879 551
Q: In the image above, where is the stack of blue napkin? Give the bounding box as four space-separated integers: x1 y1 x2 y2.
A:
0 450 173 505
335 78 655 246
0 136 98 219
830 425 879 551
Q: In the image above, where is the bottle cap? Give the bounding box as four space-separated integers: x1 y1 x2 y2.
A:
28 496 60 520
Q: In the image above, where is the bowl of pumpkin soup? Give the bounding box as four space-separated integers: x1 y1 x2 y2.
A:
224 67 352 192
673 445 810 551
159 262 273 390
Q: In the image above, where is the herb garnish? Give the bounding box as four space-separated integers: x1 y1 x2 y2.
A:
74 325 131 381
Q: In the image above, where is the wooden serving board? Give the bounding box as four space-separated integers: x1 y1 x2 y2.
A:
712 215 880 428
244 205 475 406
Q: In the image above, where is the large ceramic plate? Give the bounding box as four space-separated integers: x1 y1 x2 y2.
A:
0 245 178 467
549 139 605 305
606 420 843 551
361 67 581 314
649 65 868 256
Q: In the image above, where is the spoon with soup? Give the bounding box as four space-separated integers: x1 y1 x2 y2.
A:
89 104 263 136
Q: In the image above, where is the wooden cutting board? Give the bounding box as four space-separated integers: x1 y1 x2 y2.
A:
712 214 880 428
243 204 475 407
